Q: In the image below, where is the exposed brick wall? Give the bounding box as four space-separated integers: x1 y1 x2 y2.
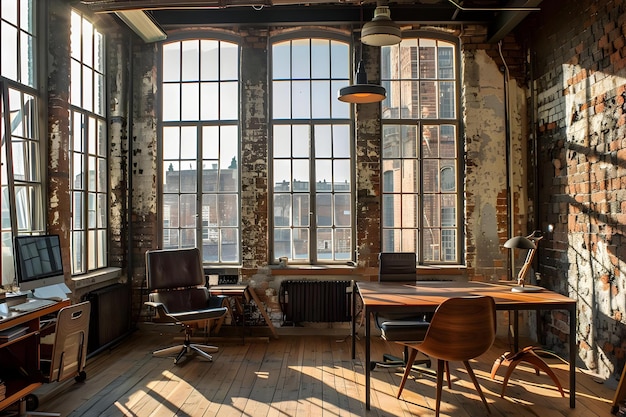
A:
519 0 626 378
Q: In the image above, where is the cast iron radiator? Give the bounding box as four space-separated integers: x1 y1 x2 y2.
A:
85 283 131 354
278 280 353 324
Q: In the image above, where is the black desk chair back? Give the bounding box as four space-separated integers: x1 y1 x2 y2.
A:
372 252 431 370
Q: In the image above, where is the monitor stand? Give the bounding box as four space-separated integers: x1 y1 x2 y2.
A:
32 283 71 301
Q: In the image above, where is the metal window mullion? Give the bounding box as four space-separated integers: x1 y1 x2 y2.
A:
81 117 89 268
1 83 19 234
309 123 317 262
196 123 203 255
417 121 425 264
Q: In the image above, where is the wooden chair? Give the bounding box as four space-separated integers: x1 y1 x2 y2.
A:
26 301 91 416
396 296 496 417
41 301 91 384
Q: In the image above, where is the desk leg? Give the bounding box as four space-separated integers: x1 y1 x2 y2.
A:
569 304 576 408
246 287 279 339
513 311 519 352
352 286 356 360
365 307 371 410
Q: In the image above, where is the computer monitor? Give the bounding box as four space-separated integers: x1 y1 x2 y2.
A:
13 234 66 294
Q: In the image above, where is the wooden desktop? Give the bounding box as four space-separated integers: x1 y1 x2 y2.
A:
353 280 577 410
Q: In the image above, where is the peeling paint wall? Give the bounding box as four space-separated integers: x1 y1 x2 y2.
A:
462 38 529 283
47 2 73 294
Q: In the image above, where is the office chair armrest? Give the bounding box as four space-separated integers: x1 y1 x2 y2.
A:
145 301 170 316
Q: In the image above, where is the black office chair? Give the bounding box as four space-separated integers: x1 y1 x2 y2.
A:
371 252 431 370
145 248 228 365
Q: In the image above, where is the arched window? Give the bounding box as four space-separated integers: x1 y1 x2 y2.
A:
381 33 461 263
270 34 352 264
160 37 241 264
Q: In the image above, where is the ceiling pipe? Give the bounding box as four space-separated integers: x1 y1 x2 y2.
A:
445 0 540 12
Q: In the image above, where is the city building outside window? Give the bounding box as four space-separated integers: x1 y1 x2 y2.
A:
380 34 461 263
160 38 240 264
271 35 352 264
69 9 108 274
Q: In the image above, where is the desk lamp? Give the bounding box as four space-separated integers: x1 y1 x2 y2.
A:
504 231 543 292
493 230 564 397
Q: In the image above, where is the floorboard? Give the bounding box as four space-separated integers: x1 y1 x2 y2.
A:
17 325 617 417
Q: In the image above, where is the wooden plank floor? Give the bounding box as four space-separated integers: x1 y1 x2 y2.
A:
22 326 616 417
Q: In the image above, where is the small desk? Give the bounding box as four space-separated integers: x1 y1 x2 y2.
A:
353 281 577 410
208 284 278 339
0 298 71 413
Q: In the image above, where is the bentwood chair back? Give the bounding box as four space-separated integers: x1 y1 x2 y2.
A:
397 296 496 417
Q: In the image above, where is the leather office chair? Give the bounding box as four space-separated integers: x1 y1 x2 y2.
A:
396 296 497 417
145 248 228 365
372 252 431 370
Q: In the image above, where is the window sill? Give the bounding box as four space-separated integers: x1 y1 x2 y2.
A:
72 267 122 290
269 264 466 278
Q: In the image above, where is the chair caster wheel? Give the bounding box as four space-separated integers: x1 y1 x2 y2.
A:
25 393 39 411
75 370 87 382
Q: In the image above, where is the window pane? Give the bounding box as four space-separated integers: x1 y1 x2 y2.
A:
181 83 199 120
291 39 310 79
220 42 239 81
272 42 290 79
334 194 351 227
163 42 181 81
272 81 291 119
220 81 238 120
162 84 181 121
181 40 200 81
200 40 218 80
291 80 310 118
311 81 330 119
200 82 218 120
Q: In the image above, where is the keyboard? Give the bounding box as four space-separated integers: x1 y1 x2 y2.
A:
11 298 56 313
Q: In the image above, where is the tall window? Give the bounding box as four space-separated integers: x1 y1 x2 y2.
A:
160 38 240 264
271 36 352 264
1 0 44 287
69 10 107 274
381 35 460 263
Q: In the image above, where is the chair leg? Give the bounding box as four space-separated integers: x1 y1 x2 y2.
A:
434 359 445 417
463 360 490 414
445 361 451 389
397 348 419 398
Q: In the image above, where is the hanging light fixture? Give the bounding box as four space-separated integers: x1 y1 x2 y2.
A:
361 3 401 47
338 60 386 104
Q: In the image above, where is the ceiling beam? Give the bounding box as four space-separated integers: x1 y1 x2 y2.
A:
487 0 543 43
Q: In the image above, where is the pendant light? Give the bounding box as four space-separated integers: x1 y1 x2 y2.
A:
361 3 401 47
337 59 386 104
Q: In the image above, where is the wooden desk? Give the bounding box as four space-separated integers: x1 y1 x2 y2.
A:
0 298 71 413
353 281 577 410
208 285 278 339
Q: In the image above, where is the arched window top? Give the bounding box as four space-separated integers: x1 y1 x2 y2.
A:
381 33 459 121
